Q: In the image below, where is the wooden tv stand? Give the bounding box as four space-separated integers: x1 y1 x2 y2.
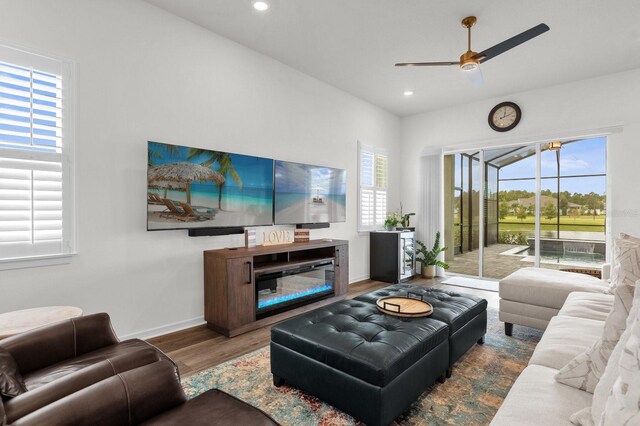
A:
203 239 349 337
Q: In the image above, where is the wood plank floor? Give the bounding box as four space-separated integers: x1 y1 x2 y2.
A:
148 277 499 376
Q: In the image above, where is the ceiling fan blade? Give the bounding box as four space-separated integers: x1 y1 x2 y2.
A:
474 23 550 63
395 61 460 67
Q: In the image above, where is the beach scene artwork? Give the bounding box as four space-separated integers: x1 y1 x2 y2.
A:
274 161 346 225
147 141 274 230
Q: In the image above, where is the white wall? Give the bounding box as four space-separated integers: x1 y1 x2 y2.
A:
401 68 640 243
0 0 401 337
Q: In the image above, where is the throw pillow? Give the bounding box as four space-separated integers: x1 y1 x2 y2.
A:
0 347 26 398
599 298 640 425
607 233 640 293
590 279 640 424
570 407 593 426
555 237 640 393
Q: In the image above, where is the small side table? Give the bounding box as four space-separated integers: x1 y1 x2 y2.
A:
0 306 83 340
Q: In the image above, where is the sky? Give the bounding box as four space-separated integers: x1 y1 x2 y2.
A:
274 161 346 195
0 61 60 153
456 137 607 195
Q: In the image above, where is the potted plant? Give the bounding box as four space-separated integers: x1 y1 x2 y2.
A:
398 203 415 230
383 212 399 231
415 232 449 278
399 212 415 229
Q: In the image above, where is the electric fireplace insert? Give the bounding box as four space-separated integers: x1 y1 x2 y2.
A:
255 259 335 319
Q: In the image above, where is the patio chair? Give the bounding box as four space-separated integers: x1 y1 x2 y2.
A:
179 202 216 221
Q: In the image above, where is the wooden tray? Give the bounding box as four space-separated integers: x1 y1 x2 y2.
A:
376 293 433 318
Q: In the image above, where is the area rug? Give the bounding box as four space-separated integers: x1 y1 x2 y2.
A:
441 276 500 292
182 308 541 425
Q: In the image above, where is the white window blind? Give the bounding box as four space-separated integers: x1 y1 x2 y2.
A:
0 44 75 266
358 142 387 232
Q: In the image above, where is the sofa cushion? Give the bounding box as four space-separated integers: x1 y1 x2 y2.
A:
270 299 448 387
558 292 614 322
529 316 604 370
353 284 487 334
0 348 26 398
21 339 173 391
500 267 608 310
489 365 592 426
555 236 640 393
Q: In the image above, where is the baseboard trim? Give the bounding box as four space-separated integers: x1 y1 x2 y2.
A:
349 274 370 284
120 316 206 341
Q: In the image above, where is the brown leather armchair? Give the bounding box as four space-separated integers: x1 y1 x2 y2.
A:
11 359 279 426
0 313 175 424
1 396 6 426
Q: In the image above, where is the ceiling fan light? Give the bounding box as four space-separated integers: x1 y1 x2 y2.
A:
461 62 478 71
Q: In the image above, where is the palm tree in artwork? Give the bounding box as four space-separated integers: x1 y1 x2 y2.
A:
148 142 180 167
148 143 182 198
187 149 242 209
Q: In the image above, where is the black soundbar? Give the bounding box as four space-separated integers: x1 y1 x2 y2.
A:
295 223 330 229
188 227 245 237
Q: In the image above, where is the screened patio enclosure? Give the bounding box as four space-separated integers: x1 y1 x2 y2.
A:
443 137 607 280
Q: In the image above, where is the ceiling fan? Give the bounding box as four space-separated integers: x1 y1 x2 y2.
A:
396 16 549 85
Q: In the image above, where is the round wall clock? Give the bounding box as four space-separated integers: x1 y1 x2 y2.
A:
488 102 521 132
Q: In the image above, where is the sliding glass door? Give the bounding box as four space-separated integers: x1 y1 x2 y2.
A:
482 145 538 279
537 138 607 272
443 137 607 280
444 151 481 277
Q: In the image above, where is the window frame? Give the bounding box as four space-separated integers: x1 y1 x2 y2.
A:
0 41 76 270
358 141 388 233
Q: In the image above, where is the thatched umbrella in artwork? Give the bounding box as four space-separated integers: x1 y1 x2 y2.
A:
148 162 225 204
148 180 187 199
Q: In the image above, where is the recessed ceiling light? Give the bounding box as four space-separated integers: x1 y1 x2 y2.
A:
252 1 270 11
403 91 414 97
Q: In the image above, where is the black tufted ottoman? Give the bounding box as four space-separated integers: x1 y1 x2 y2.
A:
354 284 487 378
270 299 449 426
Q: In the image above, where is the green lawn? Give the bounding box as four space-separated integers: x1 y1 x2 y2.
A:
499 215 605 232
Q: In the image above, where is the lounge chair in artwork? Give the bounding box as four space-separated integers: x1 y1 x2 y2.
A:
179 202 216 221
147 193 165 205
160 199 195 222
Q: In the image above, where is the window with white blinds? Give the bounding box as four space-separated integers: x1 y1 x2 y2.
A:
0 44 75 267
358 142 387 232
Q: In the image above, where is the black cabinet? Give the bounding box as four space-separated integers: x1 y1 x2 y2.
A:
369 231 415 283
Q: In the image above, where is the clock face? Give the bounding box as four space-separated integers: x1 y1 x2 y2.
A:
489 102 521 132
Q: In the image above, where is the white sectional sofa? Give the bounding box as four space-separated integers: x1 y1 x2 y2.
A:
491 291 614 425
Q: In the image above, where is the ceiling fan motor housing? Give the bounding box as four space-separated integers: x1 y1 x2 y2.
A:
460 50 479 70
